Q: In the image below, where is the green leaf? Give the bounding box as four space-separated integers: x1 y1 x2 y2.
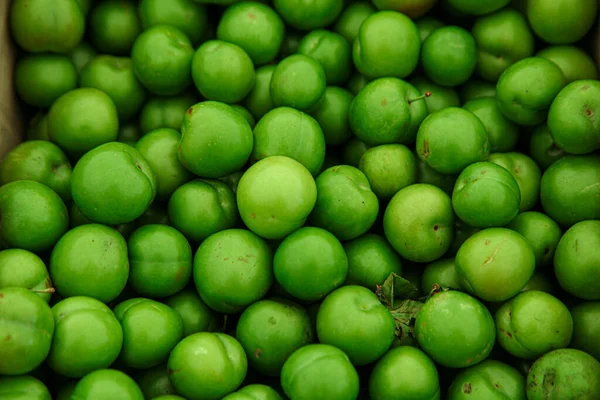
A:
389 299 424 347
377 272 421 308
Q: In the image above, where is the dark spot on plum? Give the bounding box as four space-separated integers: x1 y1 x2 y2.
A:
251 213 256 219
223 257 229 261
248 12 256 19
255 348 262 358
433 225 439 231
484 240 490 245
506 331 513 338
269 316 276 325
481 170 487 175
422 140 430 158
175 267 185 281
495 383 499 388
585 109 592 116
4 335 10 341
463 383 472 394
168 368 181 375
0 293 3 299
186 107 193 116
381 98 388 106
238 256 248 263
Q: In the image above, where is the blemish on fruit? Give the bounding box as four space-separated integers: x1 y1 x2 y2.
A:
255 348 262 358
463 383 472 394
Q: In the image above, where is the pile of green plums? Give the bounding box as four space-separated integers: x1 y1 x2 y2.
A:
1 0 600 399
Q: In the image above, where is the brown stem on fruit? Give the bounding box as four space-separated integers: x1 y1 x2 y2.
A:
30 287 55 294
408 91 432 104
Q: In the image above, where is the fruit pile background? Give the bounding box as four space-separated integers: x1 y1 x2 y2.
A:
0 0 599 399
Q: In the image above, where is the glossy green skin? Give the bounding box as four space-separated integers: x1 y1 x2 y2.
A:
526 349 600 399
236 298 313 376
139 0 207 45
135 364 177 399
179 101 253 178
252 107 325 176
15 54 77 108
0 287 54 375
370 346 440 400
472 8 534 82
140 93 196 134
422 26 477 87
537 46 598 83
136 128 191 200
298 30 351 85
0 249 51 303
0 140 72 202
373 0 438 18
312 86 353 146
548 80 600 154
527 0 597 45
570 302 600 360
217 2 284 65
48 88 119 157
128 225 192 298
317 285 395 365
10 0 84 53
540 155 600 226
415 290 495 368
350 77 428 146
496 291 573 359
448 360 525 400
554 220 600 300
463 97 519 152
131 25 194 95
26 112 50 142
490 152 541 211
244 65 276 121
114 298 183 369
353 11 420 79
342 139 369 167
416 107 490 175
456 228 535 301
359 144 417 200
71 142 157 224
192 40 255 103
271 54 326 111
237 156 317 240
69 42 96 76
416 16 444 43
164 289 220 337
459 79 496 103
452 162 521 228
410 76 460 114
0 180 68 252
415 152 457 195
47 296 123 377
334 2 376 43
72 369 144 400
281 344 359 400
0 375 51 400
496 57 566 126
310 166 379 241
168 179 238 243
90 1 140 55
507 211 562 269
80 56 146 121
50 224 128 302
447 0 509 15
384 184 454 262
222 384 283 400
231 105 256 129
422 258 461 293
273 0 343 30
168 332 248 400
274 227 347 302
344 234 403 289
529 124 565 170
194 229 273 313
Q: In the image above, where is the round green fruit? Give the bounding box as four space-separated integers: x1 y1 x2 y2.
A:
270 54 326 111
344 234 403 290
506 211 562 269
0 375 51 400
89 0 141 55
570 301 600 360
0 249 51 303
72 369 144 400
138 0 208 45
273 0 343 31
448 360 525 400
526 0 597 45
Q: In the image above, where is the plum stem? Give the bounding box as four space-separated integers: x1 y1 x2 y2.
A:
30 288 55 294
408 91 432 104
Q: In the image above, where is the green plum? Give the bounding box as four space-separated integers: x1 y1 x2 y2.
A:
526 0 597 45
489 152 541 211
463 97 519 153
507 211 562 269
164 289 220 337
415 16 445 43
0 375 51 400
135 364 177 399
570 302 600 360
421 258 461 293
448 360 525 400
71 369 144 400
529 124 566 170
139 0 208 45
0 249 52 303
273 0 343 31
222 385 283 400
312 86 354 146
69 42 96 76
359 144 417 200
334 2 376 43
89 0 141 55
298 29 352 85
538 46 599 83
344 234 403 290
231 105 256 129
139 93 197 134
270 54 326 111
410 76 461 114
447 0 509 15
244 65 276 121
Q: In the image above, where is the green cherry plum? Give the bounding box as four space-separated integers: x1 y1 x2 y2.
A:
496 291 573 360
0 249 52 303
138 0 208 45
410 76 461 114
537 46 599 83
447 0 509 15
529 124 566 170
168 179 238 244
507 211 562 269
0 287 54 375
463 97 519 153
0 375 51 400
274 227 347 302
69 42 96 76
309 165 379 241
489 150 543 210
0 140 72 203
89 0 140 55
384 184 454 262
448 360 525 400
273 0 343 31
167 332 248 400
421 258 461 293
47 296 123 377
298 29 352 85
192 40 255 103
135 364 177 399
496 57 566 126
71 142 157 225
359 144 417 200
281 344 359 400
236 298 313 376
0 180 68 252
317 285 395 365
333 1 376 43
72 369 144 400
415 16 445 43
452 162 521 228
231 105 256 129
237 156 317 240
369 346 440 400
178 101 253 179
131 25 194 96
353 11 420 79
114 298 183 369
554 220 600 300
416 107 490 175
270 54 326 111
194 229 273 313
222 385 283 400
570 302 600 360
252 107 326 176
344 234 403 290
244 65 276 121
527 0 597 45
164 289 220 337
456 228 535 302
373 0 438 18
540 155 600 226
48 88 119 157
139 93 197 135
312 86 354 146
